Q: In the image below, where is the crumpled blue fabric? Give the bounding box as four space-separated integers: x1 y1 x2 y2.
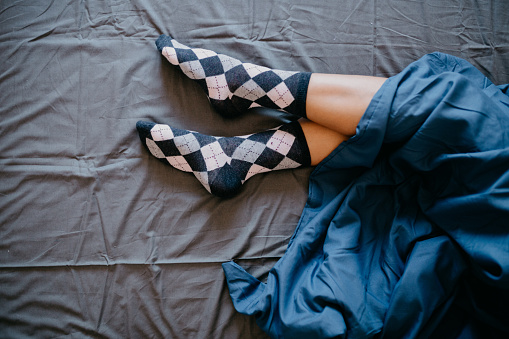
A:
222 53 509 338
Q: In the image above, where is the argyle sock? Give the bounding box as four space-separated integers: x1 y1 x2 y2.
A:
136 120 311 197
155 34 311 118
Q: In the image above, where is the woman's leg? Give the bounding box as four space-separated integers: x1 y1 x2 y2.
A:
306 74 387 136
142 36 388 196
298 74 386 165
155 35 311 118
299 119 348 166
137 120 312 197
155 34 386 136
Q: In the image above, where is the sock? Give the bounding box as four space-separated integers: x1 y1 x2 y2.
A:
155 34 311 118
136 120 311 197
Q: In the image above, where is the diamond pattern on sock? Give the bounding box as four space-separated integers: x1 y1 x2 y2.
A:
272 69 295 81
156 35 311 118
218 54 242 72
243 164 272 181
243 63 271 77
273 157 300 171
193 171 210 193
231 139 267 163
151 123 174 141
199 56 223 76
146 138 166 159
205 74 229 100
193 48 217 60
200 141 229 171
232 79 266 102
225 65 252 92
254 148 286 169
162 47 179 65
173 133 201 155
266 129 296 155
168 155 193 172
180 60 206 79
183 152 207 172
266 82 295 109
171 40 191 50
136 120 311 197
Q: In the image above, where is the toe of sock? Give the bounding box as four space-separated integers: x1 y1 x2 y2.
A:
136 120 156 141
155 34 174 51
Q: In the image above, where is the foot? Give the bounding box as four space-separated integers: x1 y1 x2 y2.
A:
137 120 311 197
155 34 311 118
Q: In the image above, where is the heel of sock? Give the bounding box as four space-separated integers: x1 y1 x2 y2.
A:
208 165 243 198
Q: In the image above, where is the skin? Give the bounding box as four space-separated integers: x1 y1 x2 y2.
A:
299 73 387 165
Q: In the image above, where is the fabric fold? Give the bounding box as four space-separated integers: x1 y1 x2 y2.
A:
224 52 509 338
222 261 266 314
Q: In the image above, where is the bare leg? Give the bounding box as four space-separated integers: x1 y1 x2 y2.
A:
306 74 387 136
156 35 386 128
299 119 348 165
298 74 387 165
137 120 312 197
143 36 390 196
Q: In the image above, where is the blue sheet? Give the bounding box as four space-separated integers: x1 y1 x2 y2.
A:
222 53 509 338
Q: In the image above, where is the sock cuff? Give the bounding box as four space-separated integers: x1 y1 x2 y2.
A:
287 121 312 166
293 72 312 118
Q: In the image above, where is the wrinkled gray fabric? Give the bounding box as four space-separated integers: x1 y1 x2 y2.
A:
1 1 508 338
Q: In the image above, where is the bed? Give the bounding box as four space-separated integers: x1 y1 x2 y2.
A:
1 1 508 338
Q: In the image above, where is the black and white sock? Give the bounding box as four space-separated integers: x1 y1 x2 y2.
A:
155 34 311 118
136 120 311 197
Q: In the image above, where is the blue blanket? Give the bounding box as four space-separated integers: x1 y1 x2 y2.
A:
222 53 509 338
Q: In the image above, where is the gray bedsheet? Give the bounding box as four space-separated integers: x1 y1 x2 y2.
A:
1 1 508 338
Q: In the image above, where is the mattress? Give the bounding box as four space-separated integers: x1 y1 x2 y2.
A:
1 1 508 338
